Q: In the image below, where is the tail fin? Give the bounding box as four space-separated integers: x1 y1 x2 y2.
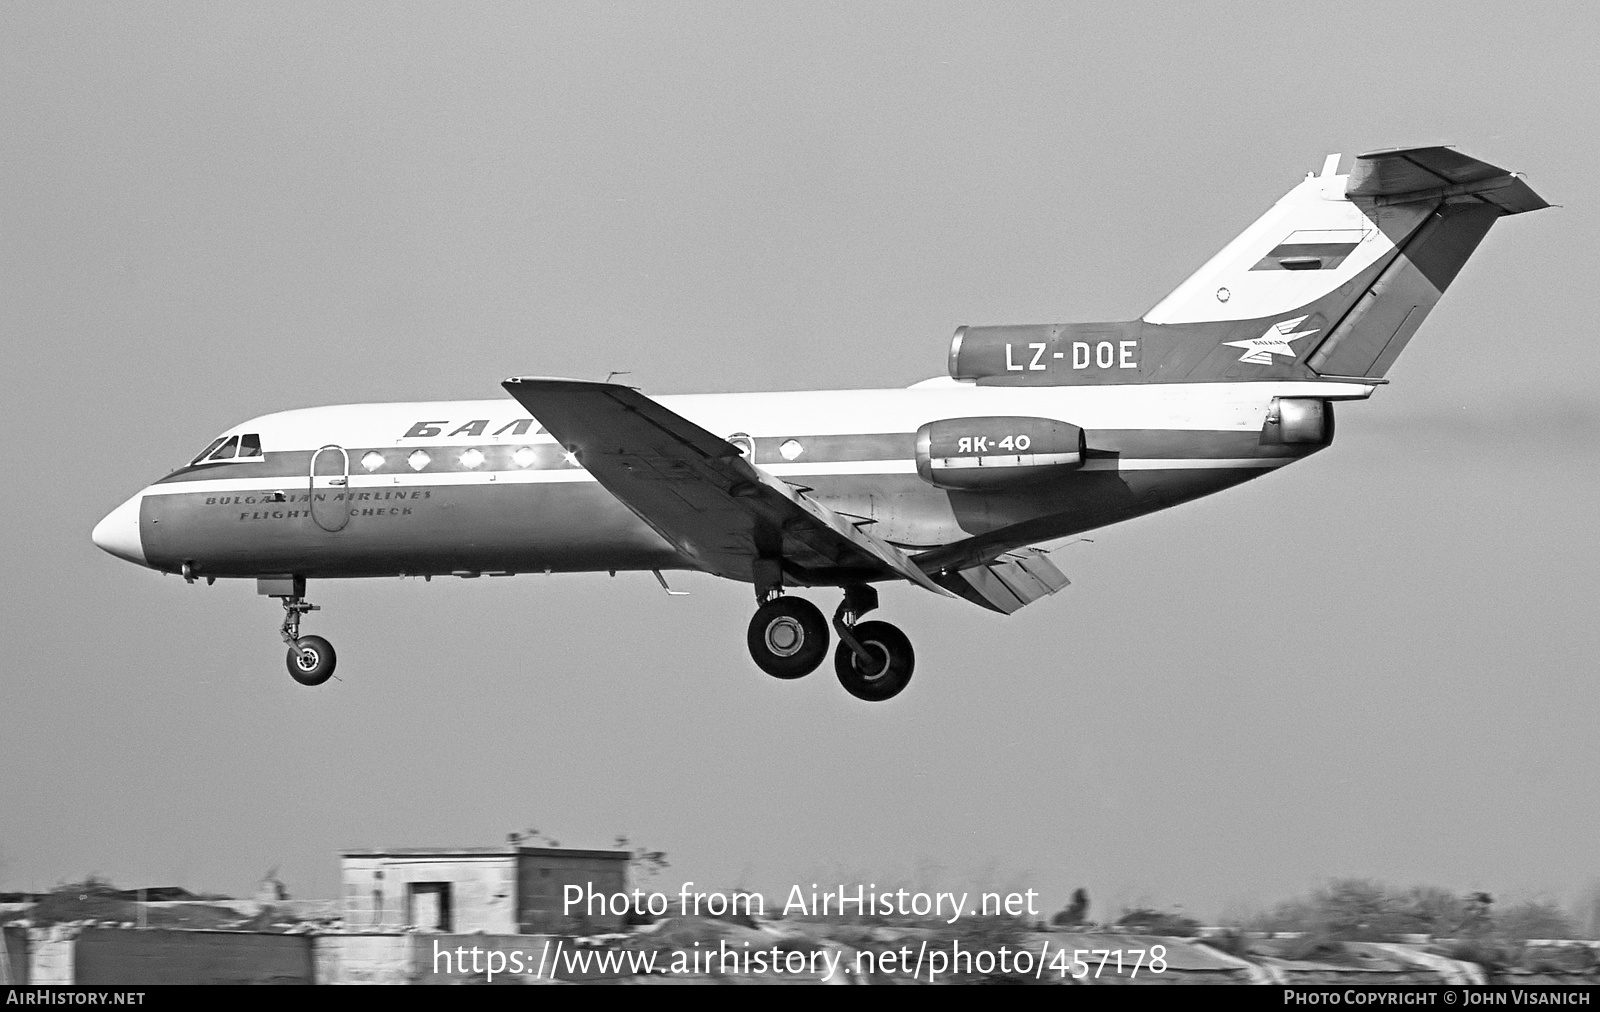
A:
949 147 1548 386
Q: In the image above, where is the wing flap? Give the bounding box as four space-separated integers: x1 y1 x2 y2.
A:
933 549 1071 614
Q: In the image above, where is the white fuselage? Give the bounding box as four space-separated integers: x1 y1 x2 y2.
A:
93 378 1368 583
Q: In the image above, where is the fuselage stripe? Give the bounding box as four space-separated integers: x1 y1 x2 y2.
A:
140 456 1290 497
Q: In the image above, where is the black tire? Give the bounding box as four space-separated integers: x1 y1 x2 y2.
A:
287 635 336 686
747 596 829 679
834 620 914 701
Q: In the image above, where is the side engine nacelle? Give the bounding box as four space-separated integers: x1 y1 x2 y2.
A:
1261 397 1334 445
915 416 1085 490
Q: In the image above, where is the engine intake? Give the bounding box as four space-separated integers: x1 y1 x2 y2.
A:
915 416 1085 490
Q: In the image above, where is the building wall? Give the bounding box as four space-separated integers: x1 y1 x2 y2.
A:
312 933 414 985
72 928 313 985
2 926 29 984
414 934 564 983
516 854 629 932
341 855 518 934
315 933 599 984
26 926 74 985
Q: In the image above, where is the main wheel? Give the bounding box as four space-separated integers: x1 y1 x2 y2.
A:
287 635 336 686
834 620 914 701
747 596 829 679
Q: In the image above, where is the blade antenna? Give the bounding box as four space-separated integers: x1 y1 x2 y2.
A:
653 570 690 596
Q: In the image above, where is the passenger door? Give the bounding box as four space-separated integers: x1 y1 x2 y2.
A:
309 445 351 532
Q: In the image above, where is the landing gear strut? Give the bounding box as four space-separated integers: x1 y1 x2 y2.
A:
261 577 336 686
832 585 914 702
281 598 336 686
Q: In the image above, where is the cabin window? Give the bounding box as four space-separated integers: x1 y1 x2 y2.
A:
207 436 240 462
238 433 262 458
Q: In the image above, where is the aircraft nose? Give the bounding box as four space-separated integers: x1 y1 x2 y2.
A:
92 492 147 566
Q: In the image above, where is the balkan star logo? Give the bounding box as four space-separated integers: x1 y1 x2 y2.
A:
1224 316 1320 365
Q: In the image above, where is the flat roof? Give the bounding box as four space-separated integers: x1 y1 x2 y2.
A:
341 846 630 861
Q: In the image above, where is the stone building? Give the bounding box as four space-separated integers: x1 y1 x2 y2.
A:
340 844 631 933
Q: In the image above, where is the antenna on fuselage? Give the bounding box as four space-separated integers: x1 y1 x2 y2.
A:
653 570 689 596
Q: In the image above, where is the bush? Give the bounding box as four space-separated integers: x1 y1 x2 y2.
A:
1052 888 1090 927
1497 901 1579 941
1197 929 1251 958
1246 881 1507 942
1438 937 1521 974
1115 908 1201 937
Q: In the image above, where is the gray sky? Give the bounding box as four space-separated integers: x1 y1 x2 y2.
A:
3 2 1596 919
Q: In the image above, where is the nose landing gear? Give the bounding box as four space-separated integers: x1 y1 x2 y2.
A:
281 598 336 686
286 630 336 686
260 577 336 686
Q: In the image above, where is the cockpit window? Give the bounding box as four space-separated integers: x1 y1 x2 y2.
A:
191 437 229 465
190 433 263 466
207 436 240 461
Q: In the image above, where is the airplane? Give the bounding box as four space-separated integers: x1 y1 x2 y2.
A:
92 145 1548 701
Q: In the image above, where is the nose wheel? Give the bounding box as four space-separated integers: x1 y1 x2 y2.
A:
276 591 336 686
287 634 337 686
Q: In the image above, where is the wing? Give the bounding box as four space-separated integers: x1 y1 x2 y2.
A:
501 377 949 596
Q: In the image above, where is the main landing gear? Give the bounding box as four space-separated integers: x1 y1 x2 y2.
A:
746 583 915 701
261 577 336 686
747 596 829 679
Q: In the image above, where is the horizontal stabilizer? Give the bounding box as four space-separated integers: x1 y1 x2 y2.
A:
933 548 1070 614
1346 146 1549 215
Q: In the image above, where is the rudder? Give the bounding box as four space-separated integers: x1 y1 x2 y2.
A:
1303 148 1546 379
